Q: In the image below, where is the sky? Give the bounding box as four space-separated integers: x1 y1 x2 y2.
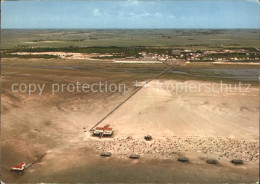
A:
1 0 259 29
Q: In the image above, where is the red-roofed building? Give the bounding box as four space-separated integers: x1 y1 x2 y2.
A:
11 162 26 172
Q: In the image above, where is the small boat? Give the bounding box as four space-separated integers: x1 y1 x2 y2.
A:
206 159 218 165
100 152 112 157
129 154 140 159
178 157 189 162
144 134 152 141
231 159 243 165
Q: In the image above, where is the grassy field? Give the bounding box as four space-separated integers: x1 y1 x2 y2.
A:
2 29 259 50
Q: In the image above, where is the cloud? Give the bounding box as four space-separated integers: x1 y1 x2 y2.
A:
127 0 140 5
139 12 151 17
92 8 100 16
154 12 163 18
246 0 259 3
168 15 176 19
125 11 164 19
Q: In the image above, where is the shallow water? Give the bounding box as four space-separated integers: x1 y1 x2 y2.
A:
170 68 259 81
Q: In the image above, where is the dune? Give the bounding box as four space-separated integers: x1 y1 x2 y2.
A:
96 80 259 141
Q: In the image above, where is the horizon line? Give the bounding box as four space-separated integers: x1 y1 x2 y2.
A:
2 28 259 30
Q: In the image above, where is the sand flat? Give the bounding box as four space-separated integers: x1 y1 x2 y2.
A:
1 60 259 183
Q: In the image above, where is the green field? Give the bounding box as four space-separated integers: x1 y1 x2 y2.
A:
2 29 259 50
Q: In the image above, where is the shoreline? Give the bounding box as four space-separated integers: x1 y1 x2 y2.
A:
2 57 260 65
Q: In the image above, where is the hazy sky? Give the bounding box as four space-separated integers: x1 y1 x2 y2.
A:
2 0 259 29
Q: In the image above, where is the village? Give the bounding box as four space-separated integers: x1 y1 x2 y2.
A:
115 48 260 63
3 46 260 64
